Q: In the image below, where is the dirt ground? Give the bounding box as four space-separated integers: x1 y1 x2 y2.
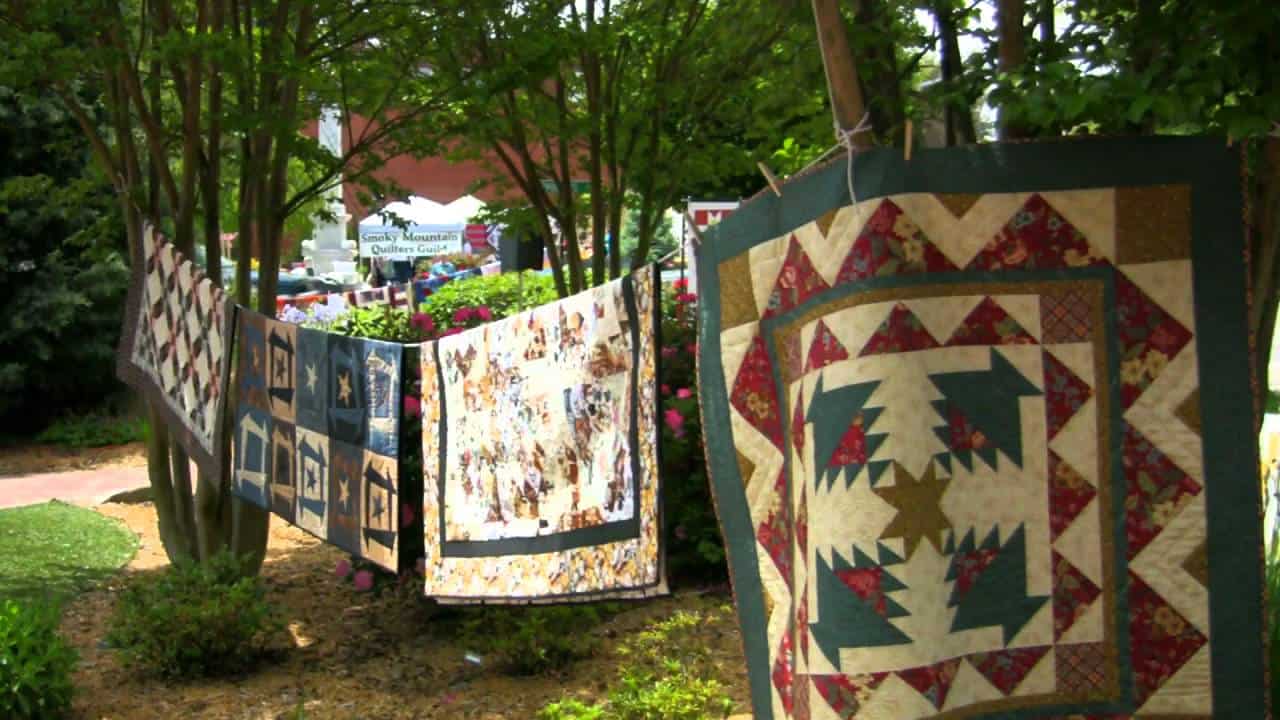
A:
0 442 148 477
61 502 752 720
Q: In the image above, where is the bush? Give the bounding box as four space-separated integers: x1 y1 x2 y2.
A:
456 604 613 676
105 551 282 678
0 599 78 719
418 271 558 331
659 282 726 584
0 87 130 434
35 414 147 449
537 610 735 720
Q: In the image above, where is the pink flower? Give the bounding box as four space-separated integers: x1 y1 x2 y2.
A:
403 395 421 419
676 292 698 305
673 277 689 291
401 503 416 526
661 384 671 396
353 570 374 592
686 342 697 355
453 307 473 323
334 559 352 579
475 306 493 321
664 408 686 438
676 387 692 399
661 347 678 358
411 313 436 334
442 327 464 336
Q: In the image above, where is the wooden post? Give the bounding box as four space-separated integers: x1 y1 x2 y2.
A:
811 0 873 150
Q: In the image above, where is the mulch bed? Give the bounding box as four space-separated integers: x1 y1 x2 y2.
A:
61 502 751 719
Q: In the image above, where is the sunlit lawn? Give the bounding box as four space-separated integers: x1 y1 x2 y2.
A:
0 501 137 605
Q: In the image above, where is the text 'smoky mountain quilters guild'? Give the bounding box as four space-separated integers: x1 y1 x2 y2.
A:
695 137 1265 718
420 264 667 603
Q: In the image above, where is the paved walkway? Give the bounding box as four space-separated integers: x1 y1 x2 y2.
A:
0 466 150 510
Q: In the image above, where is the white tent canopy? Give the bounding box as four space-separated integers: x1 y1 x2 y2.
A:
357 195 485 259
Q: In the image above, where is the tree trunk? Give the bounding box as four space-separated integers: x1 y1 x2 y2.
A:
811 0 872 149
997 0 1030 139
1251 139 1280 436
851 0 906 145
935 0 977 145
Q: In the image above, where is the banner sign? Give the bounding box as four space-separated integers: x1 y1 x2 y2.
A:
358 226 464 258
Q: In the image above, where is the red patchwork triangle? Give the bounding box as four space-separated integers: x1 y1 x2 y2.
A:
1044 350 1093 440
730 334 784 449
967 194 1106 271
945 297 1037 346
860 303 941 356
763 236 830 318
1113 272 1193 408
968 645 1052 695
1128 571 1206 704
1052 551 1101 640
805 319 850 372
1048 451 1097 540
826 414 870 468
897 658 962 709
1122 425 1202 560
836 199 958 284
812 673 889 718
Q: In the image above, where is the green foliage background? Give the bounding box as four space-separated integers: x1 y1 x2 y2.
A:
0 85 128 434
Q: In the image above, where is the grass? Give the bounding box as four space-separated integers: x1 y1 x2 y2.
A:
0 501 138 605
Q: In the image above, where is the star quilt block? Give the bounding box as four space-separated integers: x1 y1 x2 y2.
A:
231 309 405 571
695 137 1264 719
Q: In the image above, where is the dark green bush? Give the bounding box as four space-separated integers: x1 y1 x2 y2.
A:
0 599 78 719
456 604 614 675
105 551 282 678
35 414 147 449
0 86 130 434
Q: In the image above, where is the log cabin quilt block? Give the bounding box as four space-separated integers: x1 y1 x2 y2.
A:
420 264 666 603
117 224 233 480
695 137 1264 719
232 308 405 571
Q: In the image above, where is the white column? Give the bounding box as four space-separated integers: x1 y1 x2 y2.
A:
307 107 354 275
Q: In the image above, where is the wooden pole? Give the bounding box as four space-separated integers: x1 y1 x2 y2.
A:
811 0 873 150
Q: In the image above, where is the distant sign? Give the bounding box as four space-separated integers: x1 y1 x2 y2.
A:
358 227 464 259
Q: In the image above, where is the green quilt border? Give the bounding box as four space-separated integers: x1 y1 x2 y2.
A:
694 136 1262 718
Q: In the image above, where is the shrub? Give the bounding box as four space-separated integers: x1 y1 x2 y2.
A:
105 551 282 678
456 604 612 675
537 610 735 720
659 282 725 584
0 89 130 434
35 413 147 448
418 271 557 331
0 599 78 720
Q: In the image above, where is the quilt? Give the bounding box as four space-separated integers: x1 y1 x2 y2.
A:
420 264 665 603
232 308 405 571
117 223 233 480
695 137 1265 719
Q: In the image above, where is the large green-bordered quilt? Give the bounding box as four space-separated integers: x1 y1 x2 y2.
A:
695 137 1264 718
420 264 666 603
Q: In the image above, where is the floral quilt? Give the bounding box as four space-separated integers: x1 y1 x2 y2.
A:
420 265 666 603
695 137 1265 718
116 224 232 480
232 308 404 571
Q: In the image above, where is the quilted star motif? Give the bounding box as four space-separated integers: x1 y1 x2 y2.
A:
874 462 952 559
338 370 353 405
305 363 318 394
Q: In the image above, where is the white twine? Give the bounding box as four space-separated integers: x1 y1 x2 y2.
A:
835 112 875 205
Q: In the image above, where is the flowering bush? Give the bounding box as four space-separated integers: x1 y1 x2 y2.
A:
659 279 725 583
